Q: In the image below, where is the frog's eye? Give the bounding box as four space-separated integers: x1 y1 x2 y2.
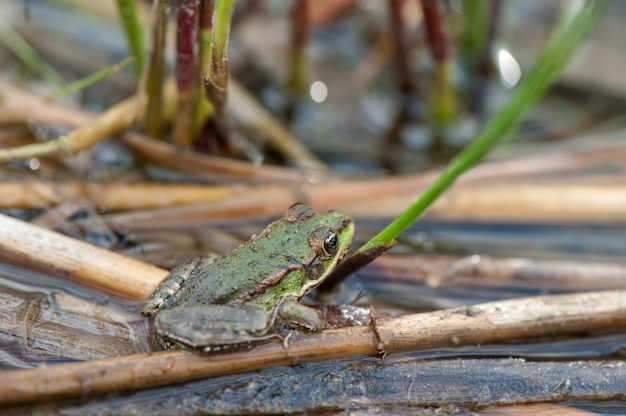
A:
322 230 339 256
310 227 339 257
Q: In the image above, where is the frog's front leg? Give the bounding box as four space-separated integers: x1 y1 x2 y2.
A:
276 298 327 332
154 304 275 351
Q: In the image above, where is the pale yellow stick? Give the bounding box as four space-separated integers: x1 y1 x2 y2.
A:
0 213 166 299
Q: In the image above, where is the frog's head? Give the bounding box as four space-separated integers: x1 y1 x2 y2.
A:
283 203 354 297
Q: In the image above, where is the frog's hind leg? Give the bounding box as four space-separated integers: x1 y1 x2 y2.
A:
154 304 274 352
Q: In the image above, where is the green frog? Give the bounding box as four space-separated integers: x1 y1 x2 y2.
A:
141 203 354 352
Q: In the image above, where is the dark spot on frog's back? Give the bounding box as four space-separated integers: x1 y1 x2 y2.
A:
286 203 314 222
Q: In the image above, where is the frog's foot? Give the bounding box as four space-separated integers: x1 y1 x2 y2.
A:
154 304 277 352
277 298 327 332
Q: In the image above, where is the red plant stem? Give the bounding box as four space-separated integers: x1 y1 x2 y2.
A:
419 0 449 64
287 0 310 92
176 0 200 94
174 0 201 146
387 0 416 96
477 0 501 79
291 0 309 52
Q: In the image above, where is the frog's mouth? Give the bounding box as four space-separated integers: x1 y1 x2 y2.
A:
313 218 373 295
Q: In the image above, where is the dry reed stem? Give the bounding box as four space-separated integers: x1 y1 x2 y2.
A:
2 172 626 227
0 89 144 162
0 181 238 210
0 213 166 299
340 181 626 223
427 182 626 223
0 81 92 125
101 176 626 231
0 290 624 406
481 403 599 415
120 132 311 183
371 254 626 292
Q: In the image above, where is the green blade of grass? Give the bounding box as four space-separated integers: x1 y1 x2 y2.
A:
46 56 135 101
116 0 146 78
0 25 63 84
361 0 609 253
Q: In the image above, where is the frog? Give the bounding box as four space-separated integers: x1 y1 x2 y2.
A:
140 203 354 352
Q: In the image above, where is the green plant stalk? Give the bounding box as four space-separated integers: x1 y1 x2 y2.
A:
116 0 146 78
192 22 214 136
361 0 609 252
459 0 486 67
0 25 63 84
46 56 135 101
210 0 236 89
420 0 458 139
430 61 457 126
144 0 168 139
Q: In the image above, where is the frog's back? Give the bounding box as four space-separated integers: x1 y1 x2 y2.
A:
175 207 346 307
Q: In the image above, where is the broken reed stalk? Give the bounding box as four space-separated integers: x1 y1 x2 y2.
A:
0 290 624 406
202 0 237 149
208 0 235 91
